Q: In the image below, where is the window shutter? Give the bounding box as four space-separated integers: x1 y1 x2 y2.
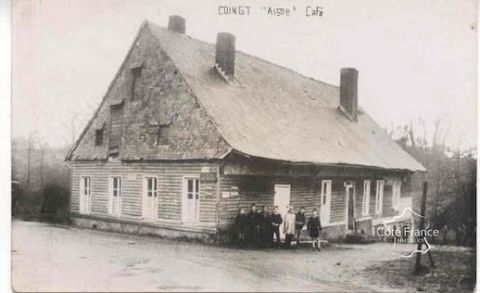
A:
142 177 147 218
108 177 113 215
79 178 84 213
109 104 124 153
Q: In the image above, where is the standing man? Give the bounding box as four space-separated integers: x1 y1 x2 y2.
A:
283 207 296 248
247 204 258 247
270 206 283 246
234 208 247 246
295 207 306 246
258 205 270 247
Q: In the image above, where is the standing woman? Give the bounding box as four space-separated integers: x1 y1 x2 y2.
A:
307 208 322 251
283 207 296 248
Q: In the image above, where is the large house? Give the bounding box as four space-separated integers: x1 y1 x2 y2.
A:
65 16 425 242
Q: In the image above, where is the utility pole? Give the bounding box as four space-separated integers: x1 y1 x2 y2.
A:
26 138 32 194
39 145 44 191
415 181 434 273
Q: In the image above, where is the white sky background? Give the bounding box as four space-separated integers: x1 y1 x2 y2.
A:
12 0 476 150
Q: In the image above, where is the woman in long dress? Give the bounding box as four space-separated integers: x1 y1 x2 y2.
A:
283 207 296 248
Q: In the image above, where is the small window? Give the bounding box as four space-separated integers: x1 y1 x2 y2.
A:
112 177 121 197
321 181 331 205
186 178 199 200
83 177 91 195
375 180 384 215
146 125 169 146
362 180 371 216
147 177 157 197
131 66 142 101
95 128 104 146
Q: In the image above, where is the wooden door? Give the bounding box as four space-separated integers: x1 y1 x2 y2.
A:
110 176 122 217
346 181 355 230
143 177 158 219
79 176 91 214
183 177 200 223
320 180 331 226
274 184 291 238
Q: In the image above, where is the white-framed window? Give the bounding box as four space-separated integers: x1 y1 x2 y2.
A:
112 177 121 196
143 176 158 219
375 180 384 215
109 176 122 217
362 180 371 216
147 177 158 197
392 180 402 209
320 180 332 226
79 176 91 214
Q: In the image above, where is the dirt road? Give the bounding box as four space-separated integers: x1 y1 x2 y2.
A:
12 220 419 292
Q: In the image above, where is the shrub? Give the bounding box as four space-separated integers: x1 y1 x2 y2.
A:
41 183 70 223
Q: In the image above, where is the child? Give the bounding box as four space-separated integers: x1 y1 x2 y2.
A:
295 207 306 246
307 208 322 251
283 207 296 248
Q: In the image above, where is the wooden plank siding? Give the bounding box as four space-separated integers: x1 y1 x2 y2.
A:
330 180 347 224
218 175 343 230
71 160 405 235
71 161 219 232
352 178 400 220
218 174 404 231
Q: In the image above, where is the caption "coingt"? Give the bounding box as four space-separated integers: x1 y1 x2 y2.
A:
217 5 324 17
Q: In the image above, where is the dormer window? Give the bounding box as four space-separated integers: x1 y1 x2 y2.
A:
130 62 143 101
147 124 169 146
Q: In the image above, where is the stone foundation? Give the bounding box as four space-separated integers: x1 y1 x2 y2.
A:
71 216 217 243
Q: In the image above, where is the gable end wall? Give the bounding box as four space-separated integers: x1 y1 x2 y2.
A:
69 25 230 161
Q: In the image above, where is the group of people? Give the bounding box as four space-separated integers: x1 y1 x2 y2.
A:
234 204 323 250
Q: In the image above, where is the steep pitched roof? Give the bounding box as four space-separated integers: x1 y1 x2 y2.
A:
145 22 425 172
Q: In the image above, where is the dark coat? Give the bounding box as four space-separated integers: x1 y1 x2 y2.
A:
258 211 270 230
234 213 247 233
247 211 262 233
270 213 283 229
295 212 306 230
307 216 322 238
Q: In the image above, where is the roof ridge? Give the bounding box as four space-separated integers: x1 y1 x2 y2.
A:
146 21 339 89
145 22 236 159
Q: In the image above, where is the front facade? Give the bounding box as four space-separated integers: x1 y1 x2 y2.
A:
66 16 425 242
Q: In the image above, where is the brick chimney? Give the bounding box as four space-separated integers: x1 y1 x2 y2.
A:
168 15 186 34
339 68 358 121
215 32 235 81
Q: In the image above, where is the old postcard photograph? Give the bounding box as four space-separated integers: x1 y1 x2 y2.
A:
9 0 477 292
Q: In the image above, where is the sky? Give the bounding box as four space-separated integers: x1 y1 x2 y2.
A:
12 0 477 150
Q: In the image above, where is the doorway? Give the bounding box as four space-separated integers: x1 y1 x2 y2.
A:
183 177 200 223
345 181 355 230
320 180 332 226
274 184 291 238
143 177 158 219
110 176 122 217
